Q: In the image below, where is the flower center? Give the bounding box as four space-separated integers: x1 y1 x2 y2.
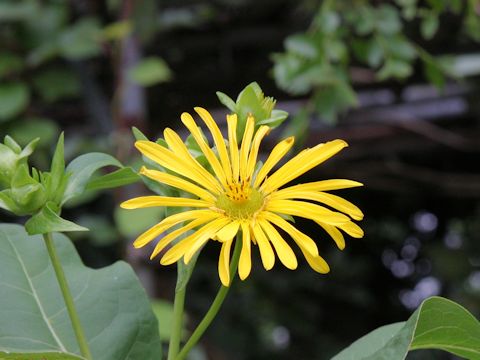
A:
216 182 264 219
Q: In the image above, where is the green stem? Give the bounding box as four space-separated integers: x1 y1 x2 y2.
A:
175 235 242 360
167 279 187 360
43 233 92 360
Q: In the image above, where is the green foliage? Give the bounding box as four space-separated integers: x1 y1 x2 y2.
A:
33 68 81 103
272 0 479 122
332 296 480 360
86 167 140 191
0 52 24 78
9 118 59 148
25 202 88 235
62 153 123 206
0 224 162 359
128 57 172 87
0 83 30 121
114 206 164 238
0 136 38 188
216 82 288 137
0 353 82 360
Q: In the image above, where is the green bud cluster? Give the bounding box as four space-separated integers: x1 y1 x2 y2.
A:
216 82 289 139
0 134 69 217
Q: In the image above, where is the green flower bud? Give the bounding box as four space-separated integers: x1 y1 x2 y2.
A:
9 164 47 215
0 136 39 188
216 82 288 138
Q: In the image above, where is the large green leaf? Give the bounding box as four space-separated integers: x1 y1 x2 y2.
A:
62 153 123 205
0 224 162 360
0 352 83 359
332 296 480 360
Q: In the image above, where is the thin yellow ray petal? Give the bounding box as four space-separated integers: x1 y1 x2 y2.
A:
302 250 330 274
215 220 240 242
160 218 229 265
120 196 211 209
270 191 364 220
277 179 363 194
262 211 319 257
252 222 275 270
218 239 233 286
336 221 364 238
265 199 351 226
261 139 348 194
132 209 216 248
258 218 298 269
164 127 227 188
317 222 345 250
227 114 240 182
245 125 270 181
194 107 232 182
135 140 222 193
179 113 228 186
140 167 216 202
239 116 254 182
253 136 294 188
238 222 252 280
183 217 230 263
150 213 221 259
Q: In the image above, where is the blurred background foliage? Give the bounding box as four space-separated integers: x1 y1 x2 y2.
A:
1 0 480 359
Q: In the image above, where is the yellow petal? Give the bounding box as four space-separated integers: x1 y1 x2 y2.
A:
270 191 364 221
266 199 350 226
164 127 227 188
161 218 229 265
239 116 254 182
215 221 240 242
238 222 252 280
261 139 348 194
132 209 216 248
302 250 330 274
277 179 363 193
179 113 227 186
194 107 232 182
183 217 230 263
317 222 345 250
140 167 216 202
160 219 222 265
218 239 233 286
262 211 319 256
135 140 222 193
227 114 240 182
258 218 297 270
252 222 275 270
150 213 221 259
120 196 211 209
337 221 364 238
253 137 294 188
245 125 270 181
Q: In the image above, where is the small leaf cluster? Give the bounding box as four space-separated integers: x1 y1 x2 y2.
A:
0 132 140 235
0 133 84 233
272 0 478 122
217 82 288 138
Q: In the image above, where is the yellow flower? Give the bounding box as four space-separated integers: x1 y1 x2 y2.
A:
121 107 364 286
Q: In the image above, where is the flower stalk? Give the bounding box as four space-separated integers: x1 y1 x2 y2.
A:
175 234 242 360
43 233 92 360
167 278 187 360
